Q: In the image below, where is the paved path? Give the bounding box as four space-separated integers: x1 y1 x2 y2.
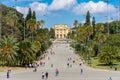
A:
0 39 120 80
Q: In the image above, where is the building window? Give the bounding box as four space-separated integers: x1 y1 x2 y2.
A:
64 34 66 38
57 34 59 38
60 34 62 38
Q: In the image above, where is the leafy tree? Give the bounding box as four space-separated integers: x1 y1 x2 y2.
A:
98 45 118 65
36 28 51 52
104 34 120 48
109 21 120 34
49 28 55 39
104 34 120 60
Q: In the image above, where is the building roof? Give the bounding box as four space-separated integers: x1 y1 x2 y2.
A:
53 24 70 29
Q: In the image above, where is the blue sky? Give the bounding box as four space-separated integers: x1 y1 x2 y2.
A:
1 0 120 28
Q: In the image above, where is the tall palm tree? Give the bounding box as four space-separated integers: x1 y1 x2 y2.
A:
77 27 86 43
94 23 106 48
0 36 19 66
84 26 93 46
26 18 37 42
94 33 107 55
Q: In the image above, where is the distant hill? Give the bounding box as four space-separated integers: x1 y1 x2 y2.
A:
0 4 24 37
0 4 23 18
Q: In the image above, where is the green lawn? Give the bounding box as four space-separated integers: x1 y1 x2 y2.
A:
87 57 120 71
0 66 25 72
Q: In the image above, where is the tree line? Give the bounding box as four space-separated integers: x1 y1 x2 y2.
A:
70 11 120 66
0 4 55 67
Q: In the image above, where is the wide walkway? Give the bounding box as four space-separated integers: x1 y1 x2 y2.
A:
0 39 120 80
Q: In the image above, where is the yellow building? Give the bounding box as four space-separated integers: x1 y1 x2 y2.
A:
53 24 71 38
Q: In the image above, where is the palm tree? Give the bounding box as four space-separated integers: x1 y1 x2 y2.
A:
37 19 45 29
76 27 86 43
94 23 106 54
96 33 107 52
95 23 104 33
84 26 93 45
32 41 41 60
18 39 35 65
26 18 37 42
73 20 79 28
0 36 19 66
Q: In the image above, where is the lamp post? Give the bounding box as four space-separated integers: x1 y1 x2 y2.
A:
118 0 120 21
84 45 88 61
105 0 109 36
81 43 84 55
13 0 17 36
23 6 26 40
0 0 2 38
118 0 120 32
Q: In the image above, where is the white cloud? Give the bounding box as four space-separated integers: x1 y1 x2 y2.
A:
16 2 48 18
48 0 77 11
29 2 48 14
16 6 28 18
73 1 116 15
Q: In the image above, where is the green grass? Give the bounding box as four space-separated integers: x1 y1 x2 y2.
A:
0 66 25 72
87 57 120 71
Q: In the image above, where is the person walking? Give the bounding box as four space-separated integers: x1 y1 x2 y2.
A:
7 70 10 78
33 66 37 72
55 68 59 76
45 72 48 79
51 64 53 68
67 63 69 68
42 72 45 79
109 77 112 80
80 68 83 74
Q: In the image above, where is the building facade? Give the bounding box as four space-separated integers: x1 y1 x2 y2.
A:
53 24 71 38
